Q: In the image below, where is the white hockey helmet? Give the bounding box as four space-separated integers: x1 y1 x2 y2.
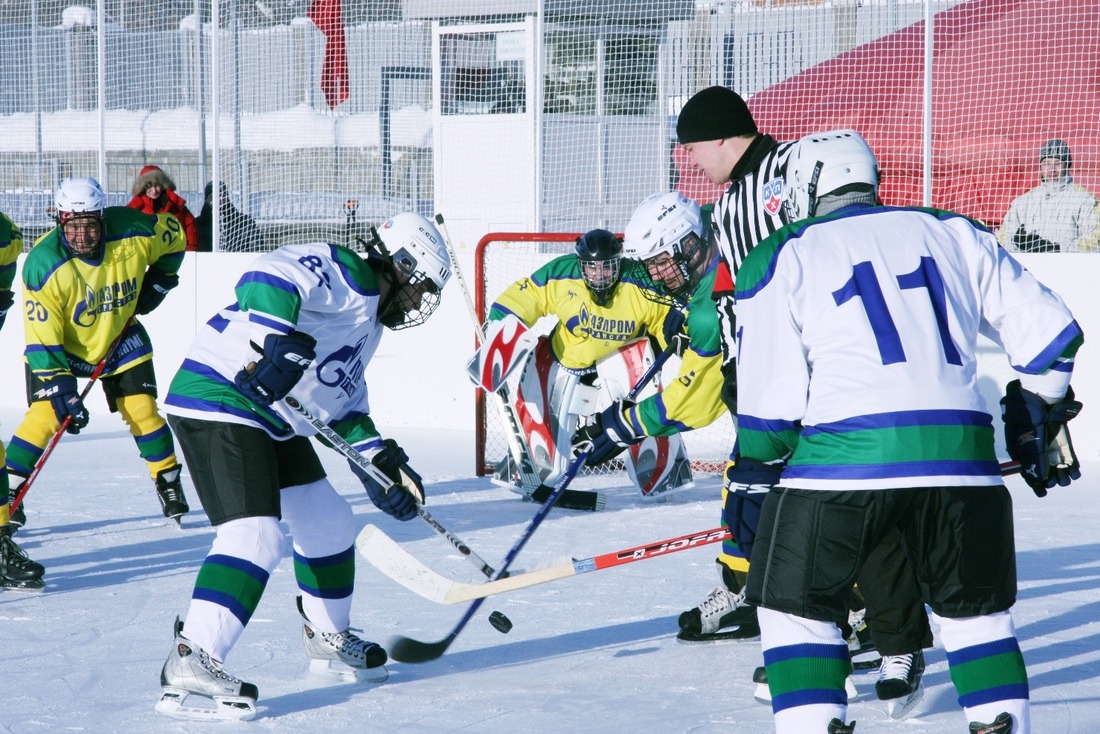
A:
784 129 879 221
376 212 452 330
56 176 107 220
623 191 708 298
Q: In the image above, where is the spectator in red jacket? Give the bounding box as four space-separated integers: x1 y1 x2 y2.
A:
127 165 200 251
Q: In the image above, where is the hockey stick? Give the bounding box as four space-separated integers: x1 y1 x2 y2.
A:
366 458 1026 606
282 395 502 580
434 213 603 513
10 320 135 514
389 342 677 664
360 524 731 604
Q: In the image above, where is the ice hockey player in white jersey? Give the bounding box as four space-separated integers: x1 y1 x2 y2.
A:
733 130 1083 734
154 213 451 721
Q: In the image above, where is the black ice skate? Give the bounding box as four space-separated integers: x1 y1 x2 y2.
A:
875 650 925 719
156 617 258 721
969 712 1014 734
154 466 189 525
827 719 856 734
0 525 44 591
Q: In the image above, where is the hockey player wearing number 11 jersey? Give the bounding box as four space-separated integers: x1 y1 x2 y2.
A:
734 130 1083 733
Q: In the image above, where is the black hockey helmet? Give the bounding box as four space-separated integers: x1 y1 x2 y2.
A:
575 229 623 306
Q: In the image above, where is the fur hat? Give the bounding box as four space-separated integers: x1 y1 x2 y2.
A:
1039 138 1072 167
676 86 758 145
132 165 176 196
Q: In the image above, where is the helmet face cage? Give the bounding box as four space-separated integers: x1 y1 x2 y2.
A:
376 213 451 330
624 192 705 298
56 177 108 258
784 129 879 221
575 229 623 306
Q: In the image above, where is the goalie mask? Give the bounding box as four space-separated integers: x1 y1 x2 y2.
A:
784 129 879 221
56 176 108 260
575 229 623 306
376 213 452 330
623 192 712 299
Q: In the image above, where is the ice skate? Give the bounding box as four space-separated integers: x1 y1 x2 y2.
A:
846 608 880 670
156 618 258 721
969 712 1013 734
677 585 759 642
8 498 26 532
827 719 856 733
0 525 45 591
298 596 388 682
154 466 189 526
752 664 858 704
875 650 925 719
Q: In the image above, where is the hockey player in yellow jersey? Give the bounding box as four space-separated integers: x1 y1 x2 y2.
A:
3 177 190 551
480 222 725 502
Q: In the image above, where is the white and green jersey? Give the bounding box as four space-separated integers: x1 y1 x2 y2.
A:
165 243 387 450
734 204 1083 490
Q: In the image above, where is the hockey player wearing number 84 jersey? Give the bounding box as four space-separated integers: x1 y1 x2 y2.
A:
155 213 451 721
734 130 1083 733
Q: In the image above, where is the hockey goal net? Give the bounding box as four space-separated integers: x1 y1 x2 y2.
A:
474 232 735 480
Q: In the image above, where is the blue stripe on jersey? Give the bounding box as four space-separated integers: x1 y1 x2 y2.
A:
236 269 300 294
800 409 992 436
784 458 1001 480
1011 320 1083 374
738 414 801 434
247 311 292 334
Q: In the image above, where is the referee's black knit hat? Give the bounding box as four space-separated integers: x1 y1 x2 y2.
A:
676 86 758 144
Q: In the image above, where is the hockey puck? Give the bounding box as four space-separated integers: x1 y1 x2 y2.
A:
488 611 513 634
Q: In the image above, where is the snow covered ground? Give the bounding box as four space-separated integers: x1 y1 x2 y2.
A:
2 407 1099 733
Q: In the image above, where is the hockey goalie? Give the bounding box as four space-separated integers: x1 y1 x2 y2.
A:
471 217 727 501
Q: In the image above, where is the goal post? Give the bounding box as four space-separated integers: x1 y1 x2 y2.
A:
474 231 734 480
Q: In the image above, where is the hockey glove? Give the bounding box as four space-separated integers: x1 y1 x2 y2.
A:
722 457 783 559
234 331 316 407
1001 379 1082 497
720 359 738 416
572 400 645 467
0 290 13 331
351 439 423 521
135 269 180 315
661 306 689 356
37 374 89 435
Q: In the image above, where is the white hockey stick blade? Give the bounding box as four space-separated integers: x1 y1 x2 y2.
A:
356 523 574 604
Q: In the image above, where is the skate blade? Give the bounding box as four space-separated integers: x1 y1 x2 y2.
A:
155 688 257 721
676 623 761 643
883 682 923 719
308 657 389 683
1 579 46 593
753 682 771 704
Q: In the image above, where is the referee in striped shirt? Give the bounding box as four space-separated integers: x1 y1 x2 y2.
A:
674 88 932 713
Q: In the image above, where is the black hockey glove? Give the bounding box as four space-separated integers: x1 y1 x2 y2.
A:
1013 227 1059 254
36 374 89 434
571 400 644 467
135 269 180 315
722 457 783 559
0 290 13 331
661 306 689 356
720 359 738 416
351 439 423 522
234 331 316 406
1001 379 1082 497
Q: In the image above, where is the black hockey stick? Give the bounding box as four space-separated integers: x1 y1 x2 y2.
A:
282 394 503 580
389 341 677 664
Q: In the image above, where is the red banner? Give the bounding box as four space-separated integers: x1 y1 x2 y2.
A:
307 0 349 109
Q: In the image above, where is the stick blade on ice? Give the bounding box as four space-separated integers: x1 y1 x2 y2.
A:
389 635 453 663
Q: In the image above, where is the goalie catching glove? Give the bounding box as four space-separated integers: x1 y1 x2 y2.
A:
351 439 424 521
1001 379 1082 497
572 400 645 466
722 456 783 559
